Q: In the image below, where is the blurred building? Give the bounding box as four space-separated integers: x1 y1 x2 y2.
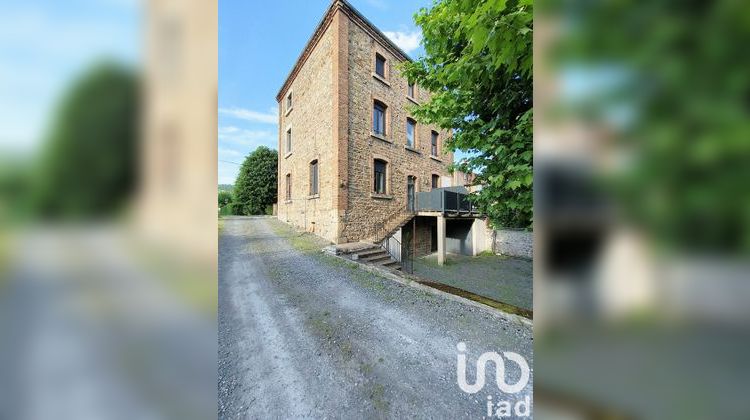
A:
138 0 218 263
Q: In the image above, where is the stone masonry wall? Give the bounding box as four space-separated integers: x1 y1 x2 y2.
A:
492 229 533 259
339 21 454 242
277 25 338 243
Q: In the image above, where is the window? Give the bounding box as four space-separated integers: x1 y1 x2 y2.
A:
375 53 386 78
432 174 440 189
407 175 416 211
286 91 293 111
374 159 387 194
309 160 319 195
407 82 415 98
286 128 292 153
285 173 292 201
406 118 416 148
373 101 386 136
431 131 439 156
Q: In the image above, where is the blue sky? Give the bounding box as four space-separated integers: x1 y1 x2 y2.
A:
218 0 434 185
0 0 139 155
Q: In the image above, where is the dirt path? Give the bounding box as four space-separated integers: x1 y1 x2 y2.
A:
218 217 533 418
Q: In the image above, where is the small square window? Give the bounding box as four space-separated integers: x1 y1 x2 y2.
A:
375 53 386 78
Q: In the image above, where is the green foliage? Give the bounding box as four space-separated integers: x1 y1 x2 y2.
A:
218 190 233 216
551 0 750 253
29 61 138 218
218 190 233 208
232 146 278 215
401 0 533 229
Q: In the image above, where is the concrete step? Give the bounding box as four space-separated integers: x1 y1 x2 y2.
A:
362 253 391 263
357 248 387 258
382 260 401 269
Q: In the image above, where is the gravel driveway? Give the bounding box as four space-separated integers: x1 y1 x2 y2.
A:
218 217 533 418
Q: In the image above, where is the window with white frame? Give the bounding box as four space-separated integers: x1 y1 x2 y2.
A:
373 100 387 136
374 159 387 194
406 118 416 148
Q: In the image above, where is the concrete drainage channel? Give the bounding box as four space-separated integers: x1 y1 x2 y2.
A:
323 245 533 327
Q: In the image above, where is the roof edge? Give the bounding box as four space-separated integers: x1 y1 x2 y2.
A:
275 0 414 102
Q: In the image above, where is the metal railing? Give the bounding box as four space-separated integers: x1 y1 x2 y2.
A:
367 204 415 243
415 187 479 214
380 231 413 274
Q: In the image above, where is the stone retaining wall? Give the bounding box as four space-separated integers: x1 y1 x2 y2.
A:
492 229 532 259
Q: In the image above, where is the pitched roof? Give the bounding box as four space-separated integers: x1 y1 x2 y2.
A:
275 0 413 102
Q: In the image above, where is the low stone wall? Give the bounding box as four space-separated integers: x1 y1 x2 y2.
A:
492 229 532 259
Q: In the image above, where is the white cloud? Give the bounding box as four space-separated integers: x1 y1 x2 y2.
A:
383 30 422 54
218 126 275 147
219 107 278 124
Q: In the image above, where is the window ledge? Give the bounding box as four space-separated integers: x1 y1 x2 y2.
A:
406 96 419 105
284 106 293 116
371 132 391 143
370 193 393 200
429 155 442 162
404 145 420 154
284 199 293 204
372 73 390 87
307 194 320 200
285 151 293 159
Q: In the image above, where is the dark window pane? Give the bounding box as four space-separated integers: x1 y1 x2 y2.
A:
408 82 414 97
431 131 438 155
432 174 439 189
375 54 385 77
374 160 386 194
310 161 318 195
407 176 415 211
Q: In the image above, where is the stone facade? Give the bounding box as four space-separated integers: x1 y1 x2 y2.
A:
276 0 453 244
276 21 338 241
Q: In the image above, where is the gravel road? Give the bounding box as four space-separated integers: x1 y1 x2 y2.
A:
218 217 533 419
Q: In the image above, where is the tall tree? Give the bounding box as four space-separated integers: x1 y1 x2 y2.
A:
233 146 278 215
30 61 138 218
402 0 533 228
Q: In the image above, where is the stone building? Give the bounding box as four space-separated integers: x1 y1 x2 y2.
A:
276 0 486 264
